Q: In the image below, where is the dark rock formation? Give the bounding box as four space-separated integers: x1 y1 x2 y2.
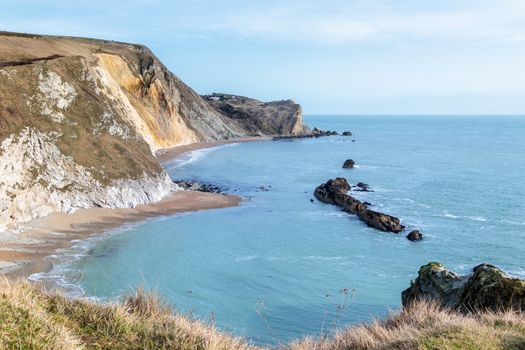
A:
353 182 373 192
313 177 350 204
173 180 224 193
359 209 405 233
342 131 352 136
402 262 525 312
407 230 423 241
314 178 405 233
273 127 338 140
203 93 310 136
342 159 355 169
311 127 338 137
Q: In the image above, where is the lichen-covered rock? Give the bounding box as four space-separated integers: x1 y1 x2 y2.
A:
402 262 525 312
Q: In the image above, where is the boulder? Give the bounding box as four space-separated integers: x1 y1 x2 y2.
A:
342 159 355 169
402 262 525 312
407 230 423 241
342 131 352 136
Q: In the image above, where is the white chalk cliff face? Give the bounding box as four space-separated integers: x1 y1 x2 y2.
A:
0 31 309 232
0 128 173 231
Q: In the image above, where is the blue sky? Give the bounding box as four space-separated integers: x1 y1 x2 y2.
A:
1 0 524 114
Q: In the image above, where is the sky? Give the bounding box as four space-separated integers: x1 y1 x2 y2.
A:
1 0 524 114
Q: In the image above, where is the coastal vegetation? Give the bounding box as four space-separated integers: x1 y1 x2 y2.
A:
0 276 524 350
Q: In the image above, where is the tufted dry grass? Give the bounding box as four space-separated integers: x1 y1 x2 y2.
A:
285 300 525 350
1 277 524 349
0 277 259 350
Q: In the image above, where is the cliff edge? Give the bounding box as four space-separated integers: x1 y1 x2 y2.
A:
0 31 308 231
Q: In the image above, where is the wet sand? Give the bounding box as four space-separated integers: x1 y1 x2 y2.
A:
0 136 269 278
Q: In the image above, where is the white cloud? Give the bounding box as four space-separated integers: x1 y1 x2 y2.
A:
167 0 525 44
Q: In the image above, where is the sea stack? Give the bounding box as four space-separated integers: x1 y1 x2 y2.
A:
342 159 355 168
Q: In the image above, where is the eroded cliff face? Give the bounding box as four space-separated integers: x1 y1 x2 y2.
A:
203 93 310 136
0 31 309 231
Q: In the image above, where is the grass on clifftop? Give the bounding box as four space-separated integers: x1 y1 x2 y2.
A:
0 277 256 350
286 301 525 350
0 277 524 350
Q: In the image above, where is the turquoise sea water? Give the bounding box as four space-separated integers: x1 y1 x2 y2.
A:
32 116 525 345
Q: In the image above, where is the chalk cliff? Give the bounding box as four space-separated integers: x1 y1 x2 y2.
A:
0 31 308 231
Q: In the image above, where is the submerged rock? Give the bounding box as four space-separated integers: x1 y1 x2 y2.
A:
407 230 423 241
353 182 373 192
402 262 525 312
314 178 405 233
342 159 355 169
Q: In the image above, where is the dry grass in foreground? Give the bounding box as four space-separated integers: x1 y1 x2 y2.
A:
1 277 524 350
0 277 258 350
285 301 525 350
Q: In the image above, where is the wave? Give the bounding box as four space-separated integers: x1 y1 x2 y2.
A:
468 216 487 222
441 211 460 219
28 217 168 298
235 255 258 262
166 143 239 170
500 219 525 226
302 256 348 261
441 211 488 222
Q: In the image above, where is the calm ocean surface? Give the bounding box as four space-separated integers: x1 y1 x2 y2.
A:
32 115 525 345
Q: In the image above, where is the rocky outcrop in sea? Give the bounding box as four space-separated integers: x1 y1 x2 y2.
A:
314 178 405 233
402 262 525 312
273 127 352 140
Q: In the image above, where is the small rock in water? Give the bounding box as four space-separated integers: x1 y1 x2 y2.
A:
353 182 373 192
407 230 423 241
363 201 373 206
342 159 355 169
352 140 356 142
342 131 352 136
310 199 314 203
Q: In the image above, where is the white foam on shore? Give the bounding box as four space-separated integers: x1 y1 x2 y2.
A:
28 216 173 299
165 143 239 171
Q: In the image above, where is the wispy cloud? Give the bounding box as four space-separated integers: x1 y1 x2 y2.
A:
164 0 525 44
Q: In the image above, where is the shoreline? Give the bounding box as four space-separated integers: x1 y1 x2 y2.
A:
0 136 268 278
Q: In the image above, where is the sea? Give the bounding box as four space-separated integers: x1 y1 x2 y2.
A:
30 115 525 345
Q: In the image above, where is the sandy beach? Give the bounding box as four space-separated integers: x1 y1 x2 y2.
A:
0 136 268 278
